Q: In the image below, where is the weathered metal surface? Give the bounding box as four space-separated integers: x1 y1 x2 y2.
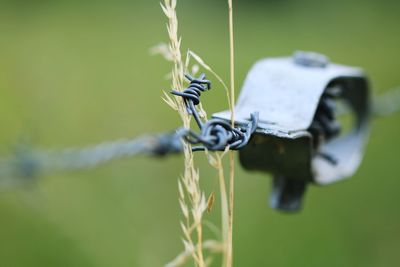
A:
213 54 366 134
213 51 370 212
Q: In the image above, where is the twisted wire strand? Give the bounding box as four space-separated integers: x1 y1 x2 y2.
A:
372 87 400 117
172 74 259 151
0 73 259 186
0 133 182 187
0 81 397 188
335 87 400 117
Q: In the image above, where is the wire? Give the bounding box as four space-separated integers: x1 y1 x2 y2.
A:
0 74 260 187
1 79 397 188
171 74 259 151
372 87 400 117
0 132 182 187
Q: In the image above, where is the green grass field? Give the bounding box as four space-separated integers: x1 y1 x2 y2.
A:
0 0 399 266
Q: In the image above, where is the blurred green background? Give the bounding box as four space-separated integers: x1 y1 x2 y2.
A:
0 0 399 266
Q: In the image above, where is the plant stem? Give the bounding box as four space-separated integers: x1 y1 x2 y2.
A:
161 1 206 266
227 0 235 266
216 155 229 266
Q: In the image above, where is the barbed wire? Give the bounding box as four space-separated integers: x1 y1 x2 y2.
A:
0 86 399 188
0 72 260 187
372 87 400 117
172 73 259 151
0 132 182 188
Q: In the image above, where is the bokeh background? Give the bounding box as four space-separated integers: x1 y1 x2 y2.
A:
0 0 399 266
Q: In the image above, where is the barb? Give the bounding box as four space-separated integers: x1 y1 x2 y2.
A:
171 74 259 152
0 133 182 187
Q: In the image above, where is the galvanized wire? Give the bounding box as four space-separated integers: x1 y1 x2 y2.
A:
0 73 260 187
0 86 398 188
0 132 182 188
172 73 259 151
336 87 400 117
372 87 400 117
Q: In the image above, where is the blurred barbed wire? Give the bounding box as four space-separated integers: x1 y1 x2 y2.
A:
0 132 182 188
372 87 400 117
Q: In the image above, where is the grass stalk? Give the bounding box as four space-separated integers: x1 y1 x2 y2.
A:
160 1 206 266
227 1 236 267
159 1 237 266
